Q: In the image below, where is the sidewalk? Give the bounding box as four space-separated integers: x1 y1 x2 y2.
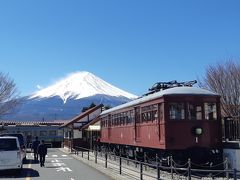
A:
58 148 232 180
59 147 157 180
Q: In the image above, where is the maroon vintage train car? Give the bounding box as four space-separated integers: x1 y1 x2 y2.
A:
100 83 222 164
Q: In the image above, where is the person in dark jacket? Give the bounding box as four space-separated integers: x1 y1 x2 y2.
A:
38 140 47 167
32 136 40 161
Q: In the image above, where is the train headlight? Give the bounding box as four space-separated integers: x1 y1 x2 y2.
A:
192 127 203 136
195 128 203 136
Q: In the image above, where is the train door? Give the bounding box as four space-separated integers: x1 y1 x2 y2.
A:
108 114 111 139
134 107 141 141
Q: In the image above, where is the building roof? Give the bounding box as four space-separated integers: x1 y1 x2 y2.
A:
60 104 103 128
0 120 65 126
80 116 100 130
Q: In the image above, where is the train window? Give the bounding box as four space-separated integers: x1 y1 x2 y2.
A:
135 107 140 123
169 103 185 120
141 104 158 122
159 103 163 121
187 103 202 120
40 131 47 136
142 112 147 122
49 130 57 136
204 103 217 120
130 110 134 123
121 113 125 125
152 110 158 120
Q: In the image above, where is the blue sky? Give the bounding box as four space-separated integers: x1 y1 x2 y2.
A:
1 0 240 96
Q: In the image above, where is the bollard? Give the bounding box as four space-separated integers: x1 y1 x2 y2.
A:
82 149 83 158
88 150 89 160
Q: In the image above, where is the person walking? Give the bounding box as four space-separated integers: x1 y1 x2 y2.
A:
32 136 40 161
38 140 47 167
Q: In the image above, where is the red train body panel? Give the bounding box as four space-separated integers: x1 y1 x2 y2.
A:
100 86 222 154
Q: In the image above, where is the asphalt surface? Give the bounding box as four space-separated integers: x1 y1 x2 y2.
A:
0 148 112 180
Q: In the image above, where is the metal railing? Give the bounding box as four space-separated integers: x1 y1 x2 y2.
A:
72 146 240 180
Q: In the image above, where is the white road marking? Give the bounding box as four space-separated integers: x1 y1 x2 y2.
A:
46 157 72 160
56 167 72 172
62 155 68 157
53 162 66 166
52 155 58 157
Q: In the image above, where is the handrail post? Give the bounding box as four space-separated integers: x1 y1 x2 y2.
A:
157 163 160 180
95 149 97 164
119 150 122 175
156 154 158 167
140 162 143 180
105 152 108 168
225 157 229 179
234 169 237 180
114 149 116 161
144 152 147 171
135 151 138 168
188 158 191 180
170 156 173 180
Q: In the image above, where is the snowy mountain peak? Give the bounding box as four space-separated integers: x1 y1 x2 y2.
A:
30 71 138 103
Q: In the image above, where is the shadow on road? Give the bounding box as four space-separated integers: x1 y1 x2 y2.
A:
0 168 39 178
24 159 40 164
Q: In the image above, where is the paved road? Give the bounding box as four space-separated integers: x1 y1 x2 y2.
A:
0 148 112 180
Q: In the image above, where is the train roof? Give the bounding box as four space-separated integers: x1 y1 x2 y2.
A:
101 87 219 115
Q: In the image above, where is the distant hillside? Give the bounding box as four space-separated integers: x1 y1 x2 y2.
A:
3 71 137 121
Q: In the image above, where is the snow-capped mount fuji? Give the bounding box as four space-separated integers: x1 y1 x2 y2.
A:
30 71 137 103
4 71 138 121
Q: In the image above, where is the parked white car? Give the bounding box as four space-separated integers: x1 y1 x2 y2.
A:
0 133 27 162
0 136 23 173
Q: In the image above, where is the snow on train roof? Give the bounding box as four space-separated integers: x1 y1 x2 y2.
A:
101 87 218 115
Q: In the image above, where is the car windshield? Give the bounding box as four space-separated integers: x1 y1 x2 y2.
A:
0 139 18 151
0 134 24 146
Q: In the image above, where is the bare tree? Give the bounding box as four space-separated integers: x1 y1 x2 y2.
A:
199 59 240 117
0 72 20 117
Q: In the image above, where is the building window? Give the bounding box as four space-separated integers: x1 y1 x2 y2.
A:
169 103 185 120
204 103 217 120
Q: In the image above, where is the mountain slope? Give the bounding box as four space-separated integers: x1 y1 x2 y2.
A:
30 71 137 103
4 71 137 121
